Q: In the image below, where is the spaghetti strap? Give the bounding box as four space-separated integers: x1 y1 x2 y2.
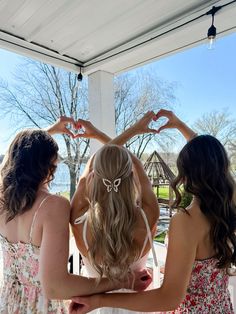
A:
74 213 89 250
29 195 51 244
139 208 158 267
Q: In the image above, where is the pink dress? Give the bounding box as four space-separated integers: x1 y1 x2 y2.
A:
168 257 234 313
0 196 67 314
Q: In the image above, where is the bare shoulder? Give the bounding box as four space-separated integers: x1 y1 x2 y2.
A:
169 210 196 239
40 194 71 220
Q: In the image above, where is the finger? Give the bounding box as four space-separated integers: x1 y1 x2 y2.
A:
63 128 75 138
155 109 171 120
61 116 76 126
69 302 78 312
77 118 88 125
72 296 86 304
144 111 155 119
73 133 88 139
156 122 170 133
75 119 85 129
147 128 159 133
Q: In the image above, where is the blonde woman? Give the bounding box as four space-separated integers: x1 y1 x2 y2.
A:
70 111 160 313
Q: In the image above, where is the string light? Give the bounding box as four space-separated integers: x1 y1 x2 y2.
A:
206 6 222 49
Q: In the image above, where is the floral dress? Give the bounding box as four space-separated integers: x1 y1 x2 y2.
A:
0 197 67 313
166 257 234 314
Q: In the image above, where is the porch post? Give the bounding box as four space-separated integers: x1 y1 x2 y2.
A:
88 71 116 154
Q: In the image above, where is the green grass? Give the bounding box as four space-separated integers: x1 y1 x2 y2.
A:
154 231 167 244
154 186 169 199
58 191 70 200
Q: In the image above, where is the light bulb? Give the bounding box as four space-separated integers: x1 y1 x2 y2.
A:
208 36 216 50
207 24 216 50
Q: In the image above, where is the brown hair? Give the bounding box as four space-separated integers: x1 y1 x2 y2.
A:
172 135 236 269
0 129 58 222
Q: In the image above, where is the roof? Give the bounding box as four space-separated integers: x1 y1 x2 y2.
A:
144 150 175 184
0 0 235 74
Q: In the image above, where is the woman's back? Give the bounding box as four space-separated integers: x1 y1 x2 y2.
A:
71 144 159 285
168 201 233 313
0 190 67 313
72 204 157 273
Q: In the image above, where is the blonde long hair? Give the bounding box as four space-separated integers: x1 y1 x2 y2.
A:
87 144 140 283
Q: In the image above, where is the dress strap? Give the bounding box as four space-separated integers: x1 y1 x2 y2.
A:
74 213 89 250
29 195 51 244
74 214 87 225
139 208 158 267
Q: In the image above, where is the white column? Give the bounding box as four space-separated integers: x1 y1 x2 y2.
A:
88 71 116 154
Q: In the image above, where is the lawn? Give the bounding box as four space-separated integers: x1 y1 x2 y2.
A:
154 186 169 199
154 231 167 244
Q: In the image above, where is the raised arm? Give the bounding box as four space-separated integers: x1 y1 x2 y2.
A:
73 112 159 220
155 109 197 141
129 151 159 224
74 111 157 146
70 155 93 222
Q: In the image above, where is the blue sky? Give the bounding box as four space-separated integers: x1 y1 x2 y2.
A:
141 32 236 124
0 32 236 154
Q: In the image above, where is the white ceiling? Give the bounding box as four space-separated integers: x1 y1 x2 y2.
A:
0 0 235 75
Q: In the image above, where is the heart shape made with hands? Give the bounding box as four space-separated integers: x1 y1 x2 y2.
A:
152 115 169 133
64 121 84 138
151 109 178 133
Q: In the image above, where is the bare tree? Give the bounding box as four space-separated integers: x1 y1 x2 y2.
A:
0 60 89 199
114 69 177 158
193 110 236 167
193 110 236 146
0 62 178 196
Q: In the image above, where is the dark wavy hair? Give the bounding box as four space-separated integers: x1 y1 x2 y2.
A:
0 129 58 222
172 135 236 270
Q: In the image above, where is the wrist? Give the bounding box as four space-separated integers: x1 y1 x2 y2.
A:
44 126 56 135
127 125 139 137
95 131 110 144
97 294 107 308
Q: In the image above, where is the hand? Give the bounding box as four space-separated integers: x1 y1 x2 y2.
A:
69 295 99 314
124 268 152 291
154 109 183 133
46 116 77 137
155 109 197 141
131 111 158 135
73 119 101 139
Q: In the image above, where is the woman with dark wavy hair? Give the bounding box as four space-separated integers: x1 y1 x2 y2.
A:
0 119 149 314
71 110 235 314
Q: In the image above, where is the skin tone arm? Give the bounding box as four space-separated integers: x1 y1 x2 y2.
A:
39 196 118 300
40 191 149 300
155 109 197 141
70 211 198 313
